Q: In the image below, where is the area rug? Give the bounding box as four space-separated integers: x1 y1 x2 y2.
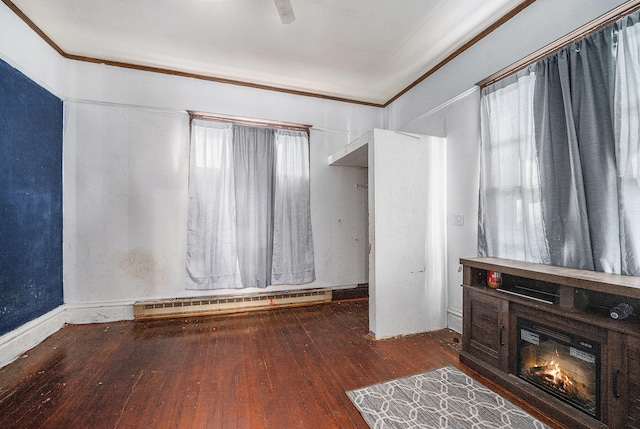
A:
346 365 550 429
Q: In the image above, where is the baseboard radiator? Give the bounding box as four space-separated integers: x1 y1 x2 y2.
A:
133 288 332 320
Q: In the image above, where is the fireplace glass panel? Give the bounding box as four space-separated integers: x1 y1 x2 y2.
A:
517 318 599 418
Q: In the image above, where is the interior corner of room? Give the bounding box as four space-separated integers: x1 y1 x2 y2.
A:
1 1 638 427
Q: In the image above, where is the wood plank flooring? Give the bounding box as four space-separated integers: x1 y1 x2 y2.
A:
0 299 566 428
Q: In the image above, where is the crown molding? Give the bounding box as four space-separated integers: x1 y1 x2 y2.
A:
3 0 534 107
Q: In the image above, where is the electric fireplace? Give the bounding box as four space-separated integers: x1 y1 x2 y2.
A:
517 318 600 419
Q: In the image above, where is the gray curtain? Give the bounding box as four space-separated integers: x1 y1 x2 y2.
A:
233 126 276 288
533 30 619 272
479 10 640 276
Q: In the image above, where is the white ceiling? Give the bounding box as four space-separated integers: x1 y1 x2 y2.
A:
8 0 527 105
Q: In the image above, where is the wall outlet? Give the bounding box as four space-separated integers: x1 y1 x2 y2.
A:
452 214 464 226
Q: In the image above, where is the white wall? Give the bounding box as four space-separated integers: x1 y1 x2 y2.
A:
387 0 628 332
62 61 378 309
396 89 480 333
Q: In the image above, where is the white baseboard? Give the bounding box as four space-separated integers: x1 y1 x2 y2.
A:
65 300 135 324
330 284 358 290
0 300 135 368
0 306 66 368
447 307 462 334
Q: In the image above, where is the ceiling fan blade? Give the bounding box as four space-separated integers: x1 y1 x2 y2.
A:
274 0 295 24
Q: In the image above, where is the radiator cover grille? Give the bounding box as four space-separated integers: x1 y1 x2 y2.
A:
133 288 332 320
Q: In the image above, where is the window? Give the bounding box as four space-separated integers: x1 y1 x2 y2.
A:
479 10 640 276
186 116 315 289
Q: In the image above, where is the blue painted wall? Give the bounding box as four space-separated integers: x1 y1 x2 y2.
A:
0 59 63 336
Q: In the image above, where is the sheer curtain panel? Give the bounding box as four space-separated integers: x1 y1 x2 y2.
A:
615 13 640 276
272 130 315 285
187 121 241 289
479 71 549 264
186 120 315 290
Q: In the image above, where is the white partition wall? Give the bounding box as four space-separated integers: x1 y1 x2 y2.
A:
369 129 447 338
330 129 447 338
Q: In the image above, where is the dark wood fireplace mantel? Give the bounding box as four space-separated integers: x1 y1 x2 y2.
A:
460 257 640 429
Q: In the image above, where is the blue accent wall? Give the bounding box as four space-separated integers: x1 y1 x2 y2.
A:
0 59 63 335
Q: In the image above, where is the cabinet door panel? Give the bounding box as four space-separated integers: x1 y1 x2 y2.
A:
608 333 640 429
625 338 640 428
463 289 508 371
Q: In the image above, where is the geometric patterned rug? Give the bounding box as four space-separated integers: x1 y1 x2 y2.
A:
346 366 551 429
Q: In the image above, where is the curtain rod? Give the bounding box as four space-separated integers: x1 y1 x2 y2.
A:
477 0 640 88
188 111 311 132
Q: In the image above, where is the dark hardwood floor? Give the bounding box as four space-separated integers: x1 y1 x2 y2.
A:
0 299 566 428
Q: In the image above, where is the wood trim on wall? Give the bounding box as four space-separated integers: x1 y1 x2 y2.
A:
64 53 385 108
477 0 640 88
188 111 311 132
3 0 533 107
1 0 65 56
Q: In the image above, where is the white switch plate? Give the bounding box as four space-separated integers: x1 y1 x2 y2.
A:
452 214 464 226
